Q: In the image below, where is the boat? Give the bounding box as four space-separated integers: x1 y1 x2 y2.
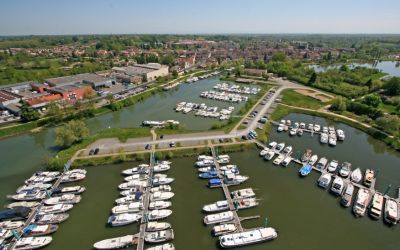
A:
277 124 284 132
10 236 53 250
289 127 297 136
299 164 312 177
93 234 139 249
24 176 55 185
60 172 86 183
282 146 293 155
339 162 352 178
353 188 370 217
124 174 149 182
153 164 170 173
198 166 217 173
384 198 399 225
149 201 172 210
327 160 339 173
115 194 143 205
203 200 229 213
118 181 148 190
330 177 345 195
275 143 285 152
51 186 86 195
340 183 355 207
318 173 332 189
363 169 375 187
0 206 31 222
0 220 25 230
8 189 47 201
213 224 237 236
231 188 255 199
369 193 384 220
44 194 81 205
145 229 174 243
219 227 278 248
316 157 328 170
267 141 277 149
328 136 337 146
108 213 142 227
204 211 234 225
146 222 171 232
281 156 292 167
297 129 303 136
224 174 248 186
146 243 175 250
0 228 12 240
320 133 328 144
5 201 40 209
336 129 345 141
197 155 213 161
122 165 149 176
150 185 172 193
34 213 69 225
150 192 174 201
120 189 144 196
314 124 321 132
195 159 214 167
273 154 285 165
234 198 258 210
301 149 312 162
148 209 173 221
65 169 87 175
16 183 52 194
37 204 73 215
350 168 362 183
22 224 58 236
308 155 318 165
199 171 218 179
264 151 275 161
208 179 222 188
112 202 143 214
152 177 174 186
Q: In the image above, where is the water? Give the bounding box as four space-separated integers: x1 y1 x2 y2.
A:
308 61 400 77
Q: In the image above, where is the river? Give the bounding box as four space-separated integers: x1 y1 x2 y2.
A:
309 61 400 77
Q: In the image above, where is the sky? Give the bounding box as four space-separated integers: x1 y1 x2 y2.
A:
0 0 399 36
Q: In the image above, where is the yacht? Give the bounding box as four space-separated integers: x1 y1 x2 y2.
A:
60 172 86 183
308 155 318 165
231 188 255 199
120 188 144 196
153 177 175 186
10 236 53 250
273 155 285 165
52 186 86 195
282 146 293 155
0 228 12 240
115 195 143 205
148 209 173 221
150 192 174 201
124 174 149 182
314 124 321 132
299 164 312 177
281 156 292 167
153 164 171 173
22 224 58 237
318 173 332 189
93 235 139 249
9 189 47 201
24 176 55 185
146 243 175 250
146 222 171 232
145 229 174 243
275 143 285 152
330 177 345 195
108 213 142 227
112 202 143 214
150 185 172 193
122 165 149 175
327 160 339 173
119 180 148 190
369 193 384 220
353 188 370 217
149 201 172 210
316 157 328 170
37 204 73 215
320 133 328 144
204 211 234 225
336 129 346 141
384 198 399 225
44 194 81 205
16 183 52 193
34 213 69 225
213 224 237 236
339 162 352 178
363 169 375 187
350 168 362 183
340 183 355 207
0 220 25 230
203 200 229 213
219 227 278 248
267 141 277 149
224 174 248 186
6 201 40 209
301 149 312 163
264 151 275 161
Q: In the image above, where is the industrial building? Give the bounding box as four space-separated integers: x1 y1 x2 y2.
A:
112 63 169 83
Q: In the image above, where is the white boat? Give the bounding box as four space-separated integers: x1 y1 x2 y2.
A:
275 143 285 152
124 174 149 182
308 155 318 165
213 224 237 236
153 164 170 173
197 155 213 161
24 176 55 185
153 177 174 186
34 213 69 225
328 136 337 146
327 160 339 173
224 174 248 186
148 209 173 221
119 181 148 190
108 213 142 227
316 157 328 170
273 154 285 165
195 159 214 167
6 201 40 209
112 202 143 214
9 189 47 201
281 156 292 167
282 146 293 155
0 220 25 229
203 200 229 213
44 194 81 205
198 166 217 173
340 183 355 207
336 129 345 141
384 198 399 225
146 243 175 250
0 228 12 240
204 211 234 225
369 193 384 220
314 124 321 132
150 185 172 193
52 186 86 195
11 236 53 250
37 204 74 215
353 188 370 217
363 169 375 187
330 177 345 195
339 162 352 178
122 165 149 175
145 229 174 243
320 133 328 144
150 192 174 201
120 188 144 196
219 227 278 248
149 201 172 210
231 188 255 199
277 124 284 132
93 235 138 249
115 195 142 205
60 172 86 183
289 127 297 136
16 183 52 193
264 151 275 161
350 168 362 183
267 141 277 149
318 173 332 189
146 222 171 232
65 169 87 175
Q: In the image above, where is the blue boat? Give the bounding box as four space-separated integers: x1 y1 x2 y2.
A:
199 171 218 179
299 164 313 177
208 179 222 188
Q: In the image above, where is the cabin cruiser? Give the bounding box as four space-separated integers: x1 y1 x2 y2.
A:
37 204 73 215
301 149 312 162
9 189 47 201
153 164 171 173
353 188 370 217
0 220 25 230
318 173 332 189
122 165 149 175
150 185 172 193
16 183 52 194
363 169 375 187
197 155 213 161
145 229 174 243
153 177 174 186
320 133 328 144
10 236 53 250
327 160 339 173
384 198 399 225
224 174 248 186
267 141 277 149
60 172 86 183
299 164 312 177
93 234 139 249
330 177 345 195
308 155 318 165
146 243 175 250
146 222 171 232
203 201 229 213
148 209 173 221
369 193 384 220
195 159 214 167
150 192 174 201
44 194 81 205
282 146 293 155
112 202 143 214
316 157 328 170
52 186 86 196
199 171 218 179
264 151 275 161
314 124 321 132
24 175 55 185
281 156 292 167
277 123 284 132
340 183 355 207
204 211 234 225
22 224 58 237
336 129 345 141
0 228 12 240
124 174 149 182
108 213 142 227
119 180 148 190
231 188 255 199
217 155 230 164
120 188 144 197
339 162 352 178
219 227 278 248
198 166 217 173
275 143 285 152
328 135 337 146
149 201 172 210
273 155 285 165
115 194 143 205
34 213 69 225
297 129 303 136
213 224 237 236
6 201 40 209
350 168 362 183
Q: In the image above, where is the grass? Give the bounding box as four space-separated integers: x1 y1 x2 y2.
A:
0 121 39 139
281 89 326 110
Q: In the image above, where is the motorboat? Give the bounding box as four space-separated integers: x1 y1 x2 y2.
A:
318 173 332 189
299 122 306 129
22 224 58 236
219 227 278 248
363 169 375 187
0 228 12 240
150 192 174 201
299 164 312 177
16 183 52 194
198 166 217 173
301 149 312 162
330 177 345 195
213 224 237 236
231 188 255 199
122 165 149 176
108 213 142 227
6 201 40 209
112 202 143 214
150 185 172 193
224 174 248 186
120 189 144 196
316 157 328 170
115 194 143 205
264 151 275 161
320 133 328 144
327 160 339 173
308 155 318 165
203 200 229 213
350 168 362 183
208 179 222 188
37 204 73 215
314 124 321 132
145 229 174 243
297 129 303 136
44 194 81 205
153 177 174 186
384 198 399 225
8 189 47 201
148 209 173 221
199 171 218 179
195 159 214 167
146 243 175 250
369 193 384 220
0 206 31 221
328 136 337 146
60 172 86 183
65 169 87 175
34 213 69 225
322 126 328 133
10 236 53 250
234 198 258 210
197 155 213 161
146 222 171 232
281 156 292 167
124 174 149 182
273 155 285 165
51 186 86 195
289 127 297 136
340 183 354 207
282 146 293 155
308 123 314 130
339 162 352 178
353 188 370 217
119 181 148 190
0 220 25 230
93 235 139 249
336 129 345 141
153 164 170 173
149 201 172 210
204 211 234 225
277 124 284 132
275 143 285 152
267 141 277 149
24 176 55 185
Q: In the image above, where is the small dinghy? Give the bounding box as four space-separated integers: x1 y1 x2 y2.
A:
146 222 171 232
44 194 81 205
34 213 69 225
37 204 73 215
144 229 174 243
108 213 142 227
148 209 173 221
149 201 172 210
146 243 175 250
350 168 362 183
93 234 139 249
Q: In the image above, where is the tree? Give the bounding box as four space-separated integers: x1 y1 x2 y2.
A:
307 72 317 85
271 52 286 62
362 94 381 108
329 97 347 111
172 70 178 79
55 120 89 148
47 102 61 117
20 102 40 122
383 77 400 96
376 115 400 134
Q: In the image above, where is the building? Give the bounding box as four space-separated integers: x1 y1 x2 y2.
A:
47 84 92 102
0 90 21 109
45 73 112 89
244 68 267 77
112 63 169 83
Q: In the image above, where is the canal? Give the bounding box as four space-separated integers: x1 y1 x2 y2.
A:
308 61 400 77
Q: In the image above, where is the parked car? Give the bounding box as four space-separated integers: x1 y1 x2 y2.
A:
94 148 100 155
89 149 95 155
169 142 176 147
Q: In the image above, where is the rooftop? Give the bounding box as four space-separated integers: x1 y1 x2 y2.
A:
45 73 109 86
0 90 21 103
